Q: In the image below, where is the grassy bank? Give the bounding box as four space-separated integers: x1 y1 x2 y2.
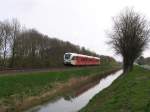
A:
80 66 150 112
0 63 119 112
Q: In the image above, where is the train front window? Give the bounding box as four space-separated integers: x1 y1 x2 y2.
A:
65 54 71 60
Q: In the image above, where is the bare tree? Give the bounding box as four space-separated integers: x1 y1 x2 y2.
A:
0 21 12 68
9 19 21 67
0 24 3 66
108 8 150 73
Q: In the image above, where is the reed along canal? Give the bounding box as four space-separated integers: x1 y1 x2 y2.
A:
25 70 123 112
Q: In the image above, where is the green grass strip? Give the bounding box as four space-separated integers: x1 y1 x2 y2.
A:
80 66 150 112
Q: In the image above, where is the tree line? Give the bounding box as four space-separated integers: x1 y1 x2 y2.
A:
136 56 150 65
0 19 106 69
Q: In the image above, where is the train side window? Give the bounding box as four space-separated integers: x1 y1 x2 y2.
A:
81 58 83 61
72 56 76 60
77 57 81 60
82 58 84 61
76 57 78 60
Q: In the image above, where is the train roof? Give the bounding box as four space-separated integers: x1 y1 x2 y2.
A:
64 52 100 60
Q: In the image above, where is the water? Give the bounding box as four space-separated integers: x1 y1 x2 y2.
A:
140 65 150 70
26 70 123 112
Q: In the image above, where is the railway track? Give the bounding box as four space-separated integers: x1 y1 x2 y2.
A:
0 67 69 75
0 66 99 75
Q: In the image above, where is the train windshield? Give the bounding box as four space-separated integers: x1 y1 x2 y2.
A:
65 54 71 60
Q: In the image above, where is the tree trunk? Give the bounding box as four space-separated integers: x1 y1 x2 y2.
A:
9 45 15 68
123 58 133 74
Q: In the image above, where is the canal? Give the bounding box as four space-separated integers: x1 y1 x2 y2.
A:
25 70 123 112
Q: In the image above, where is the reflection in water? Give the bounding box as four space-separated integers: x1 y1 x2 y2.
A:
26 70 123 112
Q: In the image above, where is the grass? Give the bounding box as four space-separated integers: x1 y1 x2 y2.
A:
80 66 150 112
0 63 119 111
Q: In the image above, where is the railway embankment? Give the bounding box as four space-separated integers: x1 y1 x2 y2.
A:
0 64 120 112
79 66 150 112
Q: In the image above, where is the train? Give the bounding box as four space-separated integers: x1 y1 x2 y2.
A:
64 53 100 66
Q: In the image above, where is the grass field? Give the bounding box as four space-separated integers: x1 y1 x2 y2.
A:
80 66 150 112
0 63 119 111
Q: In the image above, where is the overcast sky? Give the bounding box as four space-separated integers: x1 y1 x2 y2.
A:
0 0 150 61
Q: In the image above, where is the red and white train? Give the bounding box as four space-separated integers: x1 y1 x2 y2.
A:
64 53 100 66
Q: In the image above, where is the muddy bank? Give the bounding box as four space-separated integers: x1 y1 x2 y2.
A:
0 68 120 112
